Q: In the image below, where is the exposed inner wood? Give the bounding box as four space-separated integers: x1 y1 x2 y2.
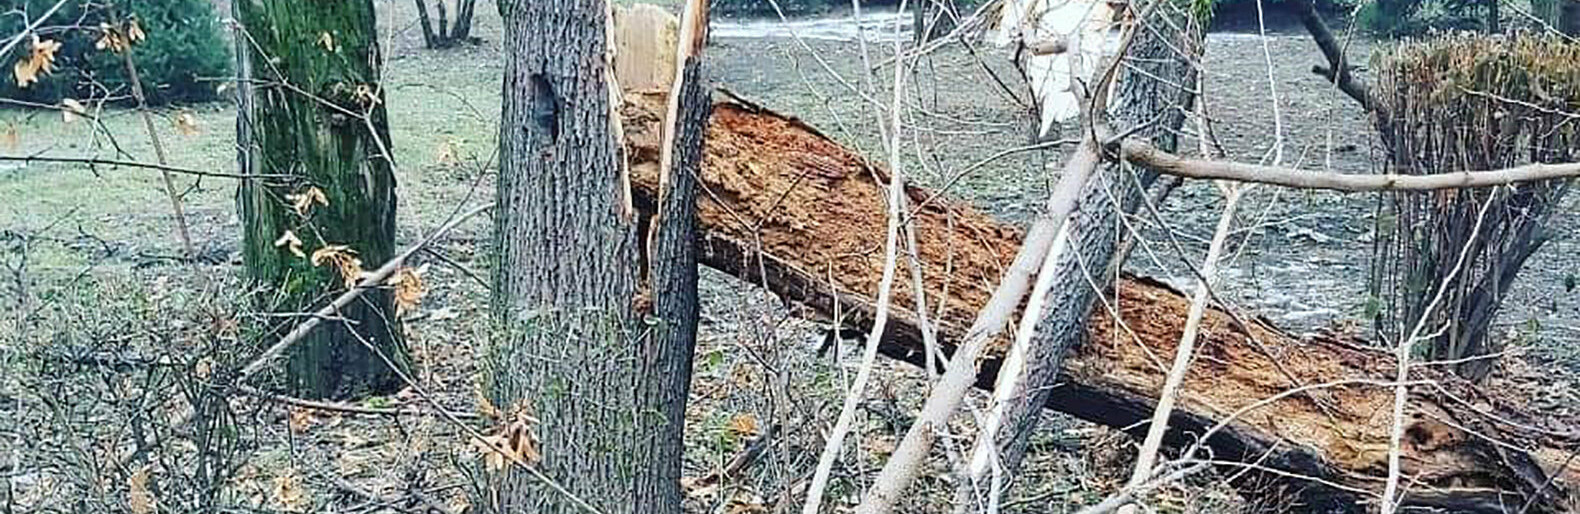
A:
619 91 1578 513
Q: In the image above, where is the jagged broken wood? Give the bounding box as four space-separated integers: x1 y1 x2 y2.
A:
619 91 1579 513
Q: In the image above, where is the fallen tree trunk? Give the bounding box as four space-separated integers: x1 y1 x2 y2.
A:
620 92 1580 513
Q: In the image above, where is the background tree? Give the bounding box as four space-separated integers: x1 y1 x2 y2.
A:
0 0 229 105
480 0 708 511
234 0 410 398
413 0 478 48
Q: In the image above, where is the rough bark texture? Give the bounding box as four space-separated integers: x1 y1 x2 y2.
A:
632 11 711 512
483 1 699 512
989 1 1206 483
235 0 409 399
618 93 1580 513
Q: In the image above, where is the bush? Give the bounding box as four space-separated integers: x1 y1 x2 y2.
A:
0 0 230 106
1357 0 1496 36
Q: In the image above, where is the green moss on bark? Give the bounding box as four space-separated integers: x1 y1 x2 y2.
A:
235 0 409 399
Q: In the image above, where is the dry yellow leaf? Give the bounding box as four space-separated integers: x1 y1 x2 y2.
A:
96 20 145 53
127 19 145 44
273 230 305 258
128 465 155 514
728 413 760 437
435 138 462 166
318 32 335 51
285 186 328 217
13 35 61 88
173 110 199 136
475 387 503 421
353 84 379 107
1 124 18 151
60 98 86 124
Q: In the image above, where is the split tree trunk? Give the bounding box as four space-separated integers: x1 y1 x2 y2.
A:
616 93 1579 513
235 0 409 399
983 0 1207 487
482 1 707 512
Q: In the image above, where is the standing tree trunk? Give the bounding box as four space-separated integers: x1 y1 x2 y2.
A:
235 0 409 399
960 0 1207 504
481 1 708 512
413 0 479 48
413 0 439 48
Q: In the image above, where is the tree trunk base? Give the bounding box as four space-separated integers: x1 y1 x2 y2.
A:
618 91 1580 513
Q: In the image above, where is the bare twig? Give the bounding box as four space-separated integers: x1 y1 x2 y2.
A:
1287 0 1375 111
1113 183 1246 514
111 3 194 256
0 155 286 179
1116 138 1580 191
801 3 911 512
1380 191 1499 514
0 0 71 57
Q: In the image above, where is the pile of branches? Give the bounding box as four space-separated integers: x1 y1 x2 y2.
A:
1370 35 1580 380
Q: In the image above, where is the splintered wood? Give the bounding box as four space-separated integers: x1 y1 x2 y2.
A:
615 89 1577 512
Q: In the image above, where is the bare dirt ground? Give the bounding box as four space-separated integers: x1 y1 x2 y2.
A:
0 2 1575 512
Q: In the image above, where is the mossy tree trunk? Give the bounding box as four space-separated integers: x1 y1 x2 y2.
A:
481 1 707 512
235 0 409 399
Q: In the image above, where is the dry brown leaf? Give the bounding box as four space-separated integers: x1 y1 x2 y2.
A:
725 491 768 514
728 413 760 437
96 20 145 53
273 230 305 258
13 35 61 88
310 244 363 288
173 110 199 136
285 186 328 217
389 265 426 314
193 357 214 380
472 403 540 472
270 469 309 511
287 407 314 433
128 465 155 514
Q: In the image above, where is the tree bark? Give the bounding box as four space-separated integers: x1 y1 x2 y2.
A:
235 0 409 399
454 0 478 43
978 0 1206 496
482 1 705 512
616 93 1579 513
413 0 439 48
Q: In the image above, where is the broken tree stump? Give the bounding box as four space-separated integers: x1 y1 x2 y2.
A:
618 91 1579 513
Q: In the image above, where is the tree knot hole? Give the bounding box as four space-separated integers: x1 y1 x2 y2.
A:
529 73 558 142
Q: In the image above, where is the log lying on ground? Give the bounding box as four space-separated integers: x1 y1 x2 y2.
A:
620 91 1579 513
